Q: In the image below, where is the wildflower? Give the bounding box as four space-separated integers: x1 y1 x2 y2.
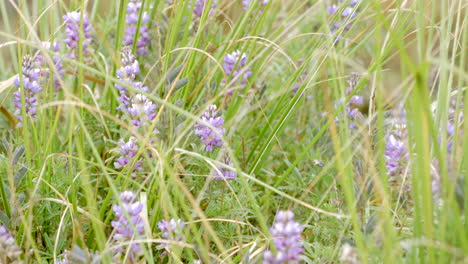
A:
327 0 359 45
263 210 304 264
0 225 22 263
192 0 217 17
111 191 145 261
127 94 158 131
63 11 93 60
242 0 269 10
194 104 225 152
384 131 408 177
223 50 252 88
115 48 148 112
328 1 358 31
36 42 65 89
335 73 363 129
56 258 69 264
123 0 152 56
13 55 42 127
114 137 144 175
446 97 464 153
157 219 185 249
213 154 237 180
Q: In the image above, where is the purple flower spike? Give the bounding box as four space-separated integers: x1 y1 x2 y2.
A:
328 4 338 14
446 98 464 153
123 0 152 56
223 50 252 88
328 0 359 38
192 0 217 17
111 191 145 261
127 94 158 130
263 210 304 264
0 225 22 262
115 48 148 112
37 42 65 89
385 132 408 177
242 0 269 10
194 104 225 152
157 219 185 249
13 55 42 127
114 137 144 175
335 73 363 129
213 154 237 181
63 11 93 61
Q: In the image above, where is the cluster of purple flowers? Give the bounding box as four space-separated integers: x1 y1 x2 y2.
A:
116 48 148 112
114 137 144 175
157 219 185 249
36 42 65 89
192 0 217 17
127 94 158 131
63 11 93 61
223 50 252 88
263 210 304 264
213 154 237 181
385 130 409 177
123 0 152 56
446 98 464 153
335 73 363 129
114 50 158 177
115 48 158 133
431 96 465 199
12 55 42 127
194 104 225 152
242 0 269 10
0 225 22 263
328 0 358 31
111 191 146 261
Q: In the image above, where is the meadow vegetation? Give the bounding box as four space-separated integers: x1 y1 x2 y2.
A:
0 0 467 263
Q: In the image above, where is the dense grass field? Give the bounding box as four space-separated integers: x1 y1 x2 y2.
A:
0 0 467 263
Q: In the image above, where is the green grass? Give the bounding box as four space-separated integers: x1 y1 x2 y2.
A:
0 0 467 263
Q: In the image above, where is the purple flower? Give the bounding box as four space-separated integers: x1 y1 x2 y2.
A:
127 94 158 131
328 0 359 40
194 104 225 152
335 73 363 128
123 0 152 56
223 50 252 88
37 42 65 89
385 132 408 177
242 0 269 10
115 48 148 112
328 4 339 14
157 219 185 249
111 191 145 261
192 0 217 17
446 98 464 153
63 11 93 60
0 225 22 262
56 258 69 264
13 55 42 127
213 154 237 181
114 137 144 175
263 210 304 264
